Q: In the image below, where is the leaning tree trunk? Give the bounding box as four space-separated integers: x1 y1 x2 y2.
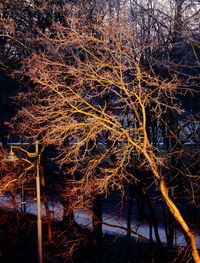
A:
143 150 200 263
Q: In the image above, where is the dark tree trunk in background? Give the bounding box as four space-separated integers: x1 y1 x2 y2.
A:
40 162 52 242
43 192 52 242
11 193 19 223
136 168 162 246
62 199 75 226
126 184 134 239
0 120 8 147
91 194 102 253
146 198 162 246
137 182 146 221
162 203 176 249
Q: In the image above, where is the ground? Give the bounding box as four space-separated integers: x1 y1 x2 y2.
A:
0 208 194 263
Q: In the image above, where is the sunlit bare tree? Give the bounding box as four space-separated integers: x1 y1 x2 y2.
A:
12 8 200 262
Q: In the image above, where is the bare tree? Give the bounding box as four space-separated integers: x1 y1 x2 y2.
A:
13 8 200 262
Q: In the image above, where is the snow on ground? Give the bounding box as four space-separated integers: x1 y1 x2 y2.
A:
0 195 199 248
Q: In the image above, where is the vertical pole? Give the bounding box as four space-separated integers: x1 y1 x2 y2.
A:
35 141 39 155
36 158 42 263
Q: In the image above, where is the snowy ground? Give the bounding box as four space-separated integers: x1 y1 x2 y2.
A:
0 194 199 248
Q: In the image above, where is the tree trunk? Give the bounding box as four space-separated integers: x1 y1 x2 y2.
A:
126 184 134 239
91 194 102 253
139 177 162 246
143 149 200 263
11 193 19 223
62 199 75 226
0 120 8 148
146 199 162 246
40 163 52 243
137 183 145 221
